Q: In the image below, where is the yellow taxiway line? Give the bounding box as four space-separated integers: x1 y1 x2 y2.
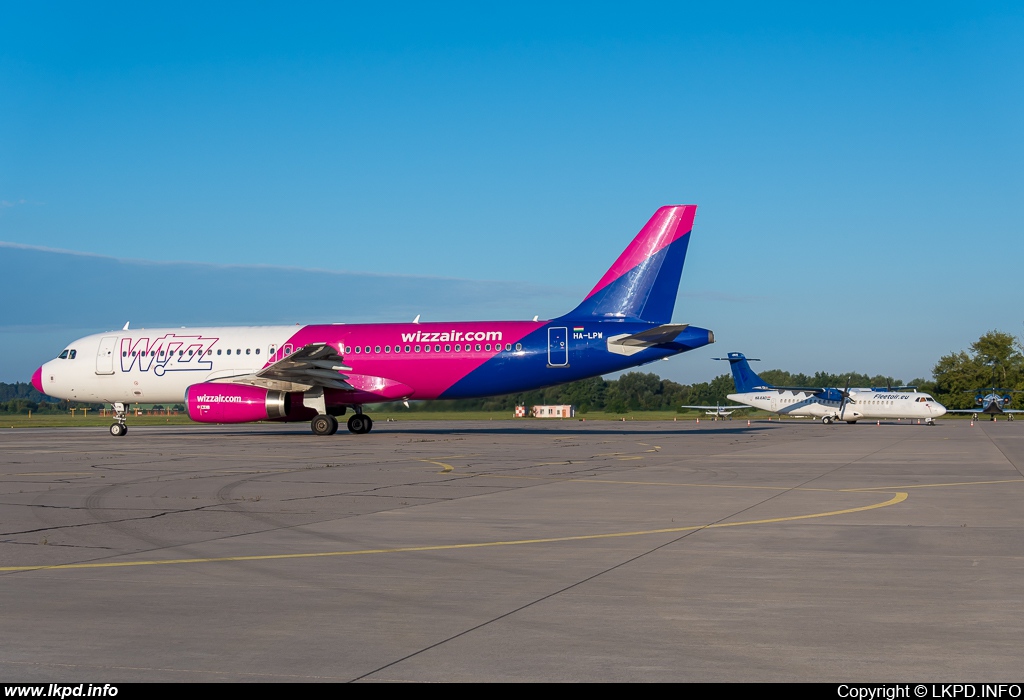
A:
0 491 906 573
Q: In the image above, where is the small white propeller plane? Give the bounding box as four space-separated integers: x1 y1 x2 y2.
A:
678 402 754 419
945 389 1023 421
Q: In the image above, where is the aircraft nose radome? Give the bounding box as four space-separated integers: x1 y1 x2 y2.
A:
31 367 43 393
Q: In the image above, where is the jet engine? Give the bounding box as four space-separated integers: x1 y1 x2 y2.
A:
185 383 289 423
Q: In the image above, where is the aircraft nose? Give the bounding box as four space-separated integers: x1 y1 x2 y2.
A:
31 366 43 393
934 403 947 417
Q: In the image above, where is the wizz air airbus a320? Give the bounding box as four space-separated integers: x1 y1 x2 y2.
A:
33 205 714 437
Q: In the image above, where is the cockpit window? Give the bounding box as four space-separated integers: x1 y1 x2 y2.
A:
58 350 69 359
68 350 77 359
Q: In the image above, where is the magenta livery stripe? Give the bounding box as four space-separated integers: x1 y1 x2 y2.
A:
275 321 545 400
584 205 695 301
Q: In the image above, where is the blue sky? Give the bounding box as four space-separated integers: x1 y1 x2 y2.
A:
2 3 1022 384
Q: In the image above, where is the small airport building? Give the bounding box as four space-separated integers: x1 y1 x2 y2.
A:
531 405 575 418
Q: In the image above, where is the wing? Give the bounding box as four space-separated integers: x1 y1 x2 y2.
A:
679 405 754 411
763 386 828 395
213 343 353 392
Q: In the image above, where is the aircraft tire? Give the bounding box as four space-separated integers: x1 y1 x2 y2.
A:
363 416 373 433
821 416 832 425
311 414 336 436
109 423 126 437
972 413 978 421
347 415 366 434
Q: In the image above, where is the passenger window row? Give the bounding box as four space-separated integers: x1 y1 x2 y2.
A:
121 348 262 357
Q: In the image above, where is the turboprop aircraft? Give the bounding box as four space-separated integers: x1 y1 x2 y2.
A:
33 205 714 436
716 352 947 425
945 389 1023 421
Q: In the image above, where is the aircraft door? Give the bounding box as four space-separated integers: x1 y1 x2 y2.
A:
96 336 117 375
548 327 568 367
771 395 777 412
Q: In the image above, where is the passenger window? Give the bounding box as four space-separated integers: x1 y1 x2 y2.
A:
375 345 381 353
445 344 451 352
425 345 431 353
207 349 213 355
364 346 370 353
236 349 240 355
475 344 481 351
226 349 231 355
434 344 440 352
505 344 511 351
355 347 361 353
485 344 491 351
217 349 222 355
384 346 390 353
455 344 461 352
516 343 522 351
405 345 411 353
246 349 251 355
415 345 421 352
254 349 258 355
121 351 127 357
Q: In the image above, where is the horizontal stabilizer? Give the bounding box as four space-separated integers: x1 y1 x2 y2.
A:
606 324 690 357
613 324 690 347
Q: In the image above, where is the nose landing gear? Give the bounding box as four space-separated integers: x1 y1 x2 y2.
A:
109 402 128 437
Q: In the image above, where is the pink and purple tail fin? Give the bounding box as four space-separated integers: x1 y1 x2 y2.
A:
563 205 696 324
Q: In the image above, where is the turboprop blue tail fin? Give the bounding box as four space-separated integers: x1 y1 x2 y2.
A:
714 352 771 393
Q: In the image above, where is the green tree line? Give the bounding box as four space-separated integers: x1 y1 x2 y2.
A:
0 382 103 415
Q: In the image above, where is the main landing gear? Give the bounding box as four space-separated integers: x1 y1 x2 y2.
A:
821 415 835 425
347 413 373 434
309 409 373 435
310 414 339 436
109 402 128 437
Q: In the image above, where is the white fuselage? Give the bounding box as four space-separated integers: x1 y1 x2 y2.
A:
38 327 298 404
728 389 947 423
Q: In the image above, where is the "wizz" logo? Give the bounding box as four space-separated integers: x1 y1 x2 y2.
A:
120 334 219 375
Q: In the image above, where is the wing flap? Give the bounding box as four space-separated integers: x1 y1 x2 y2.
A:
212 343 353 393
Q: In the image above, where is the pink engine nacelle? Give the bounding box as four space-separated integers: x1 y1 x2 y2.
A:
185 383 289 423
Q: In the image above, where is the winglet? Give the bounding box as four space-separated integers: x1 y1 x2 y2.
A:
122 321 130 331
